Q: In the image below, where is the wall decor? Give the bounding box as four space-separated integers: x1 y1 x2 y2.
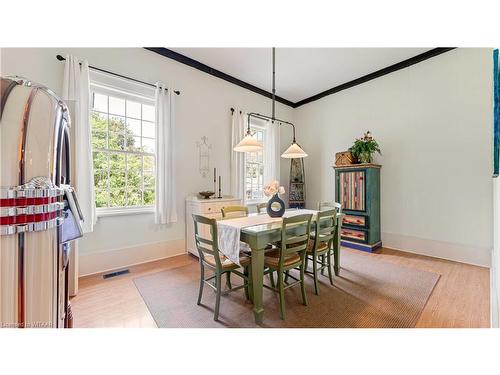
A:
493 49 499 177
289 158 305 208
196 136 212 178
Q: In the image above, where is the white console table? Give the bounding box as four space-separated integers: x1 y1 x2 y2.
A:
185 196 242 256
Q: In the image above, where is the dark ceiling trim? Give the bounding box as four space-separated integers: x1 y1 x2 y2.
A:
145 47 456 108
294 47 457 107
144 47 295 107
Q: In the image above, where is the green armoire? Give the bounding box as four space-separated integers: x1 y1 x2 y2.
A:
334 164 381 252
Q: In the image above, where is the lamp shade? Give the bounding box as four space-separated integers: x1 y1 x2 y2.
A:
234 133 263 152
281 142 308 158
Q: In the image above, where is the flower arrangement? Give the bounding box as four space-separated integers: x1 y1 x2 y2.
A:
263 180 285 197
350 131 381 164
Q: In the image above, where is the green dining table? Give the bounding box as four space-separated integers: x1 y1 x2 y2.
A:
238 210 344 324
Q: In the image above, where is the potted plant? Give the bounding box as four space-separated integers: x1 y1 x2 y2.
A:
350 131 381 164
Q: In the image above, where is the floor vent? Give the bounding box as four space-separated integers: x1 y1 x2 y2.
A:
103 269 130 279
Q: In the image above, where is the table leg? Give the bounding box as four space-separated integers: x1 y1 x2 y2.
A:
334 217 342 276
251 247 265 324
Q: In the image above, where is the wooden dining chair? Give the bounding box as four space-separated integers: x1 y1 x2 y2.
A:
316 201 342 276
263 213 312 320
318 201 342 213
192 214 251 321
256 202 267 214
305 208 338 295
221 205 249 218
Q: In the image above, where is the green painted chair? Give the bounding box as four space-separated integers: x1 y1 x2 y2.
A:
316 201 342 276
192 214 251 321
263 213 312 320
305 208 338 295
221 205 249 218
256 202 267 214
318 201 342 213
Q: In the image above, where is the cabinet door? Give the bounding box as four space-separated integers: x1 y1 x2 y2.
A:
338 170 366 212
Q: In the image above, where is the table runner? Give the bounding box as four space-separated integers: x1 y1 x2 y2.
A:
216 209 318 265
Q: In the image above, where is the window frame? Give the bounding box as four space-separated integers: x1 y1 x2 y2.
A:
89 78 157 217
244 120 267 204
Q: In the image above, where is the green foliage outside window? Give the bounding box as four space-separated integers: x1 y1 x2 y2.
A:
91 110 155 208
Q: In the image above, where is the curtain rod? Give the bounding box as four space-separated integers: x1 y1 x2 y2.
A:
56 55 180 95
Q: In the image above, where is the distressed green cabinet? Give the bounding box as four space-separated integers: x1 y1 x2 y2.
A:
334 164 381 252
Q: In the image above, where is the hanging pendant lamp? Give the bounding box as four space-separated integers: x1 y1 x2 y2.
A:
233 131 263 152
234 47 307 158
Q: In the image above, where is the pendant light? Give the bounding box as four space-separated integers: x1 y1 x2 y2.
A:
233 48 307 158
233 131 264 152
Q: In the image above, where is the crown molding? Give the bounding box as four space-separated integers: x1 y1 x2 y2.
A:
144 47 457 108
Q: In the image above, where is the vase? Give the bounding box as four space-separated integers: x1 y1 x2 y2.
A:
358 152 372 164
267 193 285 218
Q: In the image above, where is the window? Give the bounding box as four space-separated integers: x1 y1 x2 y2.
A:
90 86 156 213
244 122 265 202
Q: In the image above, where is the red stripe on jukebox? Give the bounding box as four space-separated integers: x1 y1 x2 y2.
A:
0 196 58 207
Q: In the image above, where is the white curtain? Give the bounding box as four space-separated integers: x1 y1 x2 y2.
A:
62 55 96 233
230 108 246 201
264 119 281 185
155 84 177 224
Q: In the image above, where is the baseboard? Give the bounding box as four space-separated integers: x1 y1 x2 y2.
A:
381 232 492 268
492 250 498 328
78 239 186 277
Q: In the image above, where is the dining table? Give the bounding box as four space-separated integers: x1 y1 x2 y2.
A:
218 209 344 324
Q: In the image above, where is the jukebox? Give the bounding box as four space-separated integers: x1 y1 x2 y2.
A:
0 76 84 328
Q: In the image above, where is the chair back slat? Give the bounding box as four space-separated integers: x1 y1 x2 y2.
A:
279 214 312 264
310 208 338 252
256 202 267 214
318 201 342 213
221 205 249 218
192 214 224 267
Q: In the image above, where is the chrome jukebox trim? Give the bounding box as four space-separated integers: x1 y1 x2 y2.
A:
0 187 65 199
0 202 65 217
0 217 64 236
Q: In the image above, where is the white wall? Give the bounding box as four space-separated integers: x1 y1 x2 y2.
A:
1 47 493 272
293 48 493 267
0 48 294 275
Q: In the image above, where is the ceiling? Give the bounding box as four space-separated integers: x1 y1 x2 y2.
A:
169 48 433 103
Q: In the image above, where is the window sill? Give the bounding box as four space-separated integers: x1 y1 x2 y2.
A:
96 207 155 218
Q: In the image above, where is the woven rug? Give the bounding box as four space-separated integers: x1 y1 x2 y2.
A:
133 250 440 328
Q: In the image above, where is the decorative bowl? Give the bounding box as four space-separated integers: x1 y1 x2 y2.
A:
199 191 215 199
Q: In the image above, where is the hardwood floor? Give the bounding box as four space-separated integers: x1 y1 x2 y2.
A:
71 247 490 328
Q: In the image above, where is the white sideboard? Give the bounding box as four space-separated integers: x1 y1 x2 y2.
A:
185 196 242 256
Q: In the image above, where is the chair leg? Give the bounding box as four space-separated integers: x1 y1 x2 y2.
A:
197 263 205 305
320 254 326 275
300 258 308 306
284 270 290 284
269 270 275 289
304 254 309 271
225 272 232 290
278 270 286 320
312 254 319 295
243 267 250 301
214 273 222 321
327 251 334 285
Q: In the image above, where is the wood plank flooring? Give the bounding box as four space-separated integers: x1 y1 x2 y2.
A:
71 247 490 328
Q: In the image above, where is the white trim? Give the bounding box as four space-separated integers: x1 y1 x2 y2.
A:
382 231 492 268
89 69 155 102
78 238 185 276
96 206 154 217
